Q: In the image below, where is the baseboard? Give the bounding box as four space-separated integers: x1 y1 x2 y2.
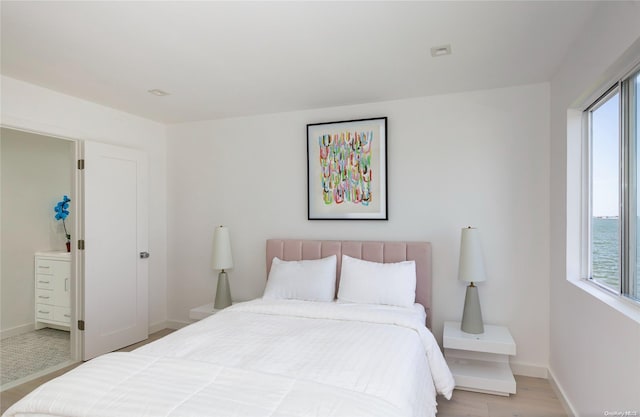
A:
548 367 578 417
165 320 190 330
510 361 548 378
511 362 577 417
1 323 34 340
148 320 168 334
148 320 191 334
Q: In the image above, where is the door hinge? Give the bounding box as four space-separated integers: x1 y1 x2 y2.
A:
77 159 85 170
77 320 85 331
78 240 85 250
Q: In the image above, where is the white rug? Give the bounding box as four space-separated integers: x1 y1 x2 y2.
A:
1 328 70 385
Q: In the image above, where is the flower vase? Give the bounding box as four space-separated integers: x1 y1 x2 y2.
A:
66 241 71 253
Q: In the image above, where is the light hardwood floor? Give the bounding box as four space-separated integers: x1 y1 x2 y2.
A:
3 330 567 417
438 375 568 417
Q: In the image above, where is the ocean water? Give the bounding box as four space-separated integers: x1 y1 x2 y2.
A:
592 217 640 297
592 218 620 290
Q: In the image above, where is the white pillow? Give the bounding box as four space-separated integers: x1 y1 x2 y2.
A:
338 255 416 307
263 255 337 302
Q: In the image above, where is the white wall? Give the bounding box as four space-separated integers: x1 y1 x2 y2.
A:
0 76 168 330
1 128 73 335
549 2 640 416
167 83 550 374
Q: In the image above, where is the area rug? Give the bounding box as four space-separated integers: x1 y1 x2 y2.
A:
1 328 70 385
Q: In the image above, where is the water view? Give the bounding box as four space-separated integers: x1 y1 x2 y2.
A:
592 217 619 290
592 217 640 297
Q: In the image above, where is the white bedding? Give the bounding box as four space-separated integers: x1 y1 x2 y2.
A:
4 299 454 417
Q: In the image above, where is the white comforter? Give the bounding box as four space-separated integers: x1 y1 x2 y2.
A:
4 300 454 417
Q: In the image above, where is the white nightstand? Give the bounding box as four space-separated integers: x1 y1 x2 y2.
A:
189 303 228 321
443 321 516 396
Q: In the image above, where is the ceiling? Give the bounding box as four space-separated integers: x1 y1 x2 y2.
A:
1 1 598 124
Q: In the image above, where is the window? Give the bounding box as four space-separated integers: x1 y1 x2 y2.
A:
632 71 639 299
586 67 640 302
589 88 620 292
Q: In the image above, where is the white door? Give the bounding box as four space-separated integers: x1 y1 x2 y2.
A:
82 141 148 360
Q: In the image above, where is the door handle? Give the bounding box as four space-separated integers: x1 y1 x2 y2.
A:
139 252 150 259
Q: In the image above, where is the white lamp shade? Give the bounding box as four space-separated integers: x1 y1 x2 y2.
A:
458 227 487 283
212 226 233 270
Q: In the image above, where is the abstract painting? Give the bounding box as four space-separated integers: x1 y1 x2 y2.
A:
307 117 387 220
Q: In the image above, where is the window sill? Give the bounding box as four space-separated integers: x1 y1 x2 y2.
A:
568 278 640 324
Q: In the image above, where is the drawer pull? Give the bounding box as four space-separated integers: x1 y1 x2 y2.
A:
38 310 50 314
38 266 51 269
64 314 71 318
38 280 50 284
38 295 51 299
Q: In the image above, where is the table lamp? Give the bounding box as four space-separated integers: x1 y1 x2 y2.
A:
212 225 233 309
458 226 487 334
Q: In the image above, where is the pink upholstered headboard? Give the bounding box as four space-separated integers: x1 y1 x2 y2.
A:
266 239 433 329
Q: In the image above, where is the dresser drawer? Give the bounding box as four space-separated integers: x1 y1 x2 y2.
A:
35 288 54 305
54 307 71 324
35 275 54 290
35 259 70 277
35 304 54 320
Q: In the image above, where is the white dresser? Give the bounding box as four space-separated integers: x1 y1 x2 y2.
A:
35 251 71 331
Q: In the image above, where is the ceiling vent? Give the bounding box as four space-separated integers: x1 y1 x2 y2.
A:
147 89 170 96
430 44 452 57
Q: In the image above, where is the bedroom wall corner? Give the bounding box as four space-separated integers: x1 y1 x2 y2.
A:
549 2 640 415
0 75 169 330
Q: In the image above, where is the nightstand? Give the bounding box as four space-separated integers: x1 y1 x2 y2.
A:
443 321 516 396
189 303 228 321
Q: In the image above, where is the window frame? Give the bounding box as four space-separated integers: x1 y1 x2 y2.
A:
585 84 621 295
583 64 640 304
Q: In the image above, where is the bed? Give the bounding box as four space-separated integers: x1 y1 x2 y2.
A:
3 239 454 417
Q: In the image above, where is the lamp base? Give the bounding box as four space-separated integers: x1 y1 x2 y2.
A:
214 270 232 309
461 283 484 334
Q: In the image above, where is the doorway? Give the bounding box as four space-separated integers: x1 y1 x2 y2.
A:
1 126 150 387
0 127 77 389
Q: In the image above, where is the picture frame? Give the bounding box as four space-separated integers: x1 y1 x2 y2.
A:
307 117 388 220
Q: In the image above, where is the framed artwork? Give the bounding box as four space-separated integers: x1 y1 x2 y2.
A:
307 117 387 220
